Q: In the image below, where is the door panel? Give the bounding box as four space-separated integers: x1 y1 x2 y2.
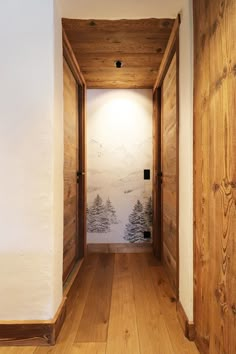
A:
152 88 162 258
161 53 177 293
193 0 236 352
63 58 79 282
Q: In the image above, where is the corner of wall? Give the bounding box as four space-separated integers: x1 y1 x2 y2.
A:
178 0 194 322
51 0 64 317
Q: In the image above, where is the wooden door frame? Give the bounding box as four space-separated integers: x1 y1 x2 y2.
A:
152 15 180 297
63 29 87 263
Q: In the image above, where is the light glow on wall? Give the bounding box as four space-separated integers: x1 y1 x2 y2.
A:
87 89 153 244
88 90 152 148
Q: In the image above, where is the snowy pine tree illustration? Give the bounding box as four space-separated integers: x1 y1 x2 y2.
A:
87 194 110 233
86 204 92 231
124 200 148 243
105 198 118 224
144 196 152 229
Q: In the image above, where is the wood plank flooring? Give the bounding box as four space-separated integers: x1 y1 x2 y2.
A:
0 254 199 354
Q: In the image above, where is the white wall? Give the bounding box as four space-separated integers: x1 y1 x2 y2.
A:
62 0 194 321
87 89 153 244
62 0 182 19
0 0 63 320
0 0 193 322
178 0 193 322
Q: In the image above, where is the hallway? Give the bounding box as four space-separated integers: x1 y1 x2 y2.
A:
0 254 198 354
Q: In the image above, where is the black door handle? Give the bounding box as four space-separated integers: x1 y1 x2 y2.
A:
77 171 85 177
156 171 163 184
77 171 85 183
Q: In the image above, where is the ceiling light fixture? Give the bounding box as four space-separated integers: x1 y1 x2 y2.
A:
114 60 123 68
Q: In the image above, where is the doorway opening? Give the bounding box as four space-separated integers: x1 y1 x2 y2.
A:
62 17 180 297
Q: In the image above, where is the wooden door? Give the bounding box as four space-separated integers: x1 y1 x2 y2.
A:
193 0 236 353
63 57 79 282
152 88 162 258
161 53 178 294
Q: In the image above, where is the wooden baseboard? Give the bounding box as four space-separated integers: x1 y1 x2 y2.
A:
194 333 209 354
63 258 84 297
87 243 153 254
176 300 195 341
0 297 67 346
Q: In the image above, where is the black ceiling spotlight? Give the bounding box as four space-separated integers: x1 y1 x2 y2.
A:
114 60 123 68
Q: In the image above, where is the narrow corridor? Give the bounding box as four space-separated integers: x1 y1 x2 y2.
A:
0 253 199 354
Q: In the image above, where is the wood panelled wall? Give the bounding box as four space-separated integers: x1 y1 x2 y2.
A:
161 54 178 294
193 0 236 353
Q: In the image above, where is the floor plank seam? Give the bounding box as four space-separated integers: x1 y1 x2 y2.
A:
129 255 142 354
104 255 115 354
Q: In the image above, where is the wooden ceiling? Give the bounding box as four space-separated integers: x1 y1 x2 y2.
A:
62 18 174 89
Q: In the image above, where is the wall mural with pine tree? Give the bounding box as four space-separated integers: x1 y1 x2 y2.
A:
87 195 118 233
87 89 153 243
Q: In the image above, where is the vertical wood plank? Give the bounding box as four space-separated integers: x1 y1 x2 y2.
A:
150 265 198 354
63 58 79 282
129 254 175 354
161 53 178 293
71 343 106 354
106 254 140 354
193 0 236 353
152 88 162 258
75 254 114 343
0 349 36 354
193 1 211 352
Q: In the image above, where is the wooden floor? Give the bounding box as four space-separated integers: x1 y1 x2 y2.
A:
0 254 199 354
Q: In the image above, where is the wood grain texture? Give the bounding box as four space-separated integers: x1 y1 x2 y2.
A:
62 18 174 88
87 243 152 254
63 57 79 283
106 254 140 354
161 53 178 294
151 265 198 353
70 343 106 354
63 29 86 86
152 88 162 258
75 254 114 343
63 259 84 298
63 30 87 262
78 83 87 260
176 301 195 341
0 349 36 354
153 15 180 91
129 254 174 354
193 0 236 353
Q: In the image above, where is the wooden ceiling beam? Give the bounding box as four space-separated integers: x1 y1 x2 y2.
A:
65 31 172 42
76 55 163 69
69 41 167 54
87 82 154 89
62 18 174 33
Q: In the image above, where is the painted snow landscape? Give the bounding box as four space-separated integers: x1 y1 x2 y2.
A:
87 89 153 243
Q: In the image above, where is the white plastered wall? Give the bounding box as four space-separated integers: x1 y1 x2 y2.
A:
178 0 194 322
0 0 63 320
0 0 193 321
62 0 194 321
